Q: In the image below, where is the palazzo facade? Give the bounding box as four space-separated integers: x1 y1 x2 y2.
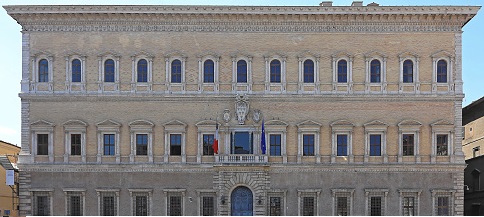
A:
4 2 480 216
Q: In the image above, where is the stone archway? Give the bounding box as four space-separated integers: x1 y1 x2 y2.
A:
231 186 253 216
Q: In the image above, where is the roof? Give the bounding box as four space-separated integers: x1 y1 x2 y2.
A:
3 5 480 32
463 96 484 125
0 140 20 149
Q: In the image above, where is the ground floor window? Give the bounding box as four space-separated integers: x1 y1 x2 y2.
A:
132 193 149 216
98 191 118 216
269 196 282 216
168 195 182 216
66 191 83 216
201 196 215 216
33 192 51 216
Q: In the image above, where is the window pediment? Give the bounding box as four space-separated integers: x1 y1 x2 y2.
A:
431 50 455 60
96 119 121 129
431 119 454 131
97 51 121 59
398 51 419 61
195 120 218 127
230 51 252 60
31 50 54 59
331 120 354 131
196 51 221 59
64 51 87 59
331 51 353 60
297 120 322 127
364 50 387 61
31 120 55 127
265 120 288 126
364 120 388 131
398 119 422 131
130 50 154 59
263 51 287 60
164 50 187 60
128 120 154 127
62 119 88 127
163 120 187 132
296 50 320 60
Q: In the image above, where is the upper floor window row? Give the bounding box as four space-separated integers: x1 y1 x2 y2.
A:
33 52 453 86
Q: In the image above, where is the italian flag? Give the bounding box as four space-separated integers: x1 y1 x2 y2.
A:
213 122 219 154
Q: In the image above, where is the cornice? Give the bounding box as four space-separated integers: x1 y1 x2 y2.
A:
17 162 465 173
4 5 479 33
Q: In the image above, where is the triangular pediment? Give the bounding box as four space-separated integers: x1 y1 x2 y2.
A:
398 51 419 59
230 50 252 59
96 119 121 127
31 120 55 127
398 119 422 127
263 51 287 59
431 119 454 126
331 51 353 59
97 50 121 58
163 120 187 127
364 50 387 59
296 50 320 59
195 120 219 127
265 120 288 126
128 120 154 127
297 120 322 127
431 50 454 58
330 120 354 127
62 119 87 127
364 120 388 127
164 50 187 58
196 51 221 59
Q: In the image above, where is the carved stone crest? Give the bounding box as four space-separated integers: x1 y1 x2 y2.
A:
223 109 231 123
252 109 262 123
235 94 249 125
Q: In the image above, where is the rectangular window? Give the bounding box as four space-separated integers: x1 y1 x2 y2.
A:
302 197 315 216
337 134 348 156
101 193 116 216
201 196 214 216
270 134 282 156
203 134 214 156
37 134 49 155
103 134 115 156
134 194 149 216
168 195 182 216
170 134 182 156
302 134 315 156
337 197 348 216
269 196 282 216
473 147 480 158
402 134 414 156
437 197 449 216
136 134 148 156
67 192 83 216
403 197 415 216
370 134 382 156
71 134 81 156
33 193 50 216
436 134 448 156
370 196 382 216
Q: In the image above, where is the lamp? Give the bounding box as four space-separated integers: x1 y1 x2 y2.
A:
257 195 263 205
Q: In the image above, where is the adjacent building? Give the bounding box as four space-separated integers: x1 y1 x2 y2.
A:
4 2 480 216
0 140 20 217
463 96 484 215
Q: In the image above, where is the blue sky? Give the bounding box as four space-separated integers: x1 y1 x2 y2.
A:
0 0 482 146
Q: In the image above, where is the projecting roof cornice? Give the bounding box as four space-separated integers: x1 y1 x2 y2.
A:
4 5 480 33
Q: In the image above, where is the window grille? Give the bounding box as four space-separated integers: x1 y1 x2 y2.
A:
100 192 117 216
201 196 215 216
133 193 149 216
33 192 50 216
71 134 81 155
370 197 382 216
67 192 83 216
168 195 182 216
269 197 282 216
302 197 315 216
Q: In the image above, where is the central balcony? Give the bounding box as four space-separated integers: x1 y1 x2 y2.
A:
216 155 268 163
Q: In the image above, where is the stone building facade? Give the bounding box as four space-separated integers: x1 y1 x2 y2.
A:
4 2 480 216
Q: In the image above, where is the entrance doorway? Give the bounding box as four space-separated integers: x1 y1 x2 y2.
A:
231 186 253 216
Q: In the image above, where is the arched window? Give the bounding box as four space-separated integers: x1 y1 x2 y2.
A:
104 59 115 82
38 59 49 82
203 60 214 83
71 59 81 83
337 60 347 83
303 59 314 83
171 59 182 83
437 60 447 83
403 60 414 83
270 59 281 83
370 60 381 83
137 59 148 83
237 60 247 83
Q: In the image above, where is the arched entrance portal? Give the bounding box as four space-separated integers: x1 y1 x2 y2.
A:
231 186 253 216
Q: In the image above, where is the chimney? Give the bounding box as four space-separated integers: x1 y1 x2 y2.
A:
319 1 333 7
351 1 363 6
